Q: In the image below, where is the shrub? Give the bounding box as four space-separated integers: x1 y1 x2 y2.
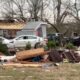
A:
43 45 49 51
25 42 31 50
0 42 9 55
47 40 57 49
65 42 75 49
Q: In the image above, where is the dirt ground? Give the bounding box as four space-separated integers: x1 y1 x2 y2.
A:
0 63 80 80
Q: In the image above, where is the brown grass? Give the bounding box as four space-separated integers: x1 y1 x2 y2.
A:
0 63 80 80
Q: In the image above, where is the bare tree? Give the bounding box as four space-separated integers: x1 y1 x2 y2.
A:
1 0 27 22
13 0 27 22
2 0 15 22
27 0 50 21
68 0 80 21
68 0 80 33
26 0 40 21
45 0 70 33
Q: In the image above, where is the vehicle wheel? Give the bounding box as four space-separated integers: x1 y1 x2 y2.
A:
34 43 41 48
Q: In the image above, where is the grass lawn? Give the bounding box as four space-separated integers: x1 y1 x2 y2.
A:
0 63 80 80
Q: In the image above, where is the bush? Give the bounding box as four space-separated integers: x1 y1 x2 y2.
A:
0 42 9 55
43 45 49 51
25 42 31 50
65 42 75 49
47 40 57 49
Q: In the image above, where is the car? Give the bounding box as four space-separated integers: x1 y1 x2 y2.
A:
47 33 62 41
0 36 10 45
71 36 80 46
8 35 45 48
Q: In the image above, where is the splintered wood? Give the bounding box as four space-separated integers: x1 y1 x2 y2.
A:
16 48 47 60
2 63 43 68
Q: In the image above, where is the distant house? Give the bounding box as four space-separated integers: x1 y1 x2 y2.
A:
17 21 48 38
0 21 48 38
0 22 25 38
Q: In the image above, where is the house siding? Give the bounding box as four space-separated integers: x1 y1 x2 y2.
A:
17 30 35 36
0 30 3 36
16 21 47 37
42 25 47 38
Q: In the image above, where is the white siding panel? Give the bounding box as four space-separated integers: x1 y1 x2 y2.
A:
0 30 3 36
42 26 47 38
17 30 35 36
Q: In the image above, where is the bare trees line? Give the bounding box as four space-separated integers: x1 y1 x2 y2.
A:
0 0 80 34
0 0 49 22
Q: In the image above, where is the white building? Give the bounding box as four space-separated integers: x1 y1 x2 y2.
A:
17 21 48 38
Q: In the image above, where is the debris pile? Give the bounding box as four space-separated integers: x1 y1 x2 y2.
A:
0 48 80 68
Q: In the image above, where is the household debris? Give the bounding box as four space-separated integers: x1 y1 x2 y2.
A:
1 63 44 68
0 55 16 65
0 47 80 68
